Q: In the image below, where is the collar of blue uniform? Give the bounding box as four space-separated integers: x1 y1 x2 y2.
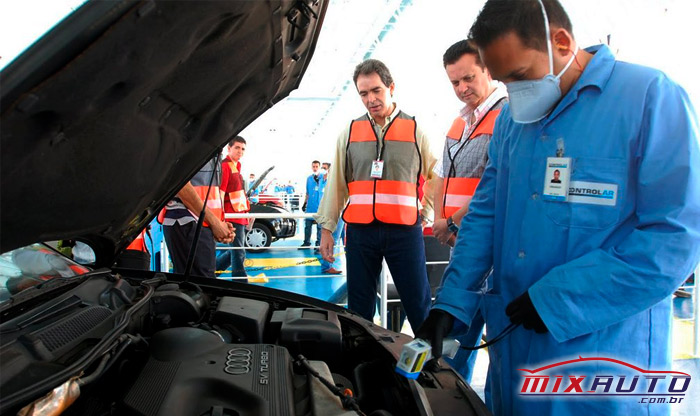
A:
543 44 615 123
574 44 615 93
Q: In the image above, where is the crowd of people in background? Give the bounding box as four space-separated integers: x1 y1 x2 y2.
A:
243 163 335 216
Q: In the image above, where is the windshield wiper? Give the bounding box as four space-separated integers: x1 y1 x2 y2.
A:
0 294 84 334
0 272 90 312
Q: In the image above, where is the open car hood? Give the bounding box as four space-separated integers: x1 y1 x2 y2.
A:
247 165 275 198
0 0 327 266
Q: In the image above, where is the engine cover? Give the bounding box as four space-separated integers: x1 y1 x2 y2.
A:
122 327 295 416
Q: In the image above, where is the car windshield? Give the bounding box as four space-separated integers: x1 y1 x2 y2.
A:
0 243 90 304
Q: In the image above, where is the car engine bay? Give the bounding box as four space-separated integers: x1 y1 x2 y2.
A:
0 272 486 416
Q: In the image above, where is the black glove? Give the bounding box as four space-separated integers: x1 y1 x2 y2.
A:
505 291 548 333
414 309 455 360
302 202 307 212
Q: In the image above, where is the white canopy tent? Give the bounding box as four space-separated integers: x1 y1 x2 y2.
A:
238 0 700 183
2 0 698 182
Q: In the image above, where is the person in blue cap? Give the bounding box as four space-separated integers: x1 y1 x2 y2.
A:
319 162 344 275
416 0 700 415
301 160 325 253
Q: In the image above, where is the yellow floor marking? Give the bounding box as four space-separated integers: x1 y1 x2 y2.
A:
673 318 695 359
246 257 321 267
248 273 269 283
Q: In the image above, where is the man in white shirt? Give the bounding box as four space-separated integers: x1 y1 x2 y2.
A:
316 59 436 330
431 40 507 382
432 39 507 247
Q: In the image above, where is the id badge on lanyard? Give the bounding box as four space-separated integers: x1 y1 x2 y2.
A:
371 159 384 179
542 139 571 202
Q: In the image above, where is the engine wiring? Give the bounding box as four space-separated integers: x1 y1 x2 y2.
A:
294 354 367 416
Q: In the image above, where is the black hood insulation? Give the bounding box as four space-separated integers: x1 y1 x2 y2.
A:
0 0 327 266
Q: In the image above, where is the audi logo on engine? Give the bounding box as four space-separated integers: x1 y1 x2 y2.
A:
224 348 252 375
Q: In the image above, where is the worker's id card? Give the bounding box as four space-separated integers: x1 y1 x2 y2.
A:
542 157 571 202
371 159 384 179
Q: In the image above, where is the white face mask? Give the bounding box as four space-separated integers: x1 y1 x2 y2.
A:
319 168 328 175
505 0 578 124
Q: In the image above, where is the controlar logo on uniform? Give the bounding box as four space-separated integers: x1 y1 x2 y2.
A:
567 181 618 206
518 356 691 405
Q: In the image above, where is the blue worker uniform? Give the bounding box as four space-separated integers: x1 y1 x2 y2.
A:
305 174 325 213
433 45 700 415
303 174 325 247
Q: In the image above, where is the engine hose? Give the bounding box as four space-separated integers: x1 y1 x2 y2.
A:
294 355 367 416
77 352 111 387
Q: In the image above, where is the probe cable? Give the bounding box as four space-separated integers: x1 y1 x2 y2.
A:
459 322 519 351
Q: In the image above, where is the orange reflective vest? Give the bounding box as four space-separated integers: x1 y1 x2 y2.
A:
159 159 223 228
225 161 250 213
442 106 502 218
192 185 223 227
227 189 249 212
156 185 222 228
126 229 148 252
342 111 422 225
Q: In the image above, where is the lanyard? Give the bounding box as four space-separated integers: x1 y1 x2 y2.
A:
443 97 506 216
376 116 398 161
446 96 506 175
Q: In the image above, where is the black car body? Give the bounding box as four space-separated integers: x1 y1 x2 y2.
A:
244 166 297 251
246 203 297 250
0 1 490 415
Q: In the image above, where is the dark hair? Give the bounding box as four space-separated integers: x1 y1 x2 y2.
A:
312 160 320 165
353 59 394 88
443 39 483 68
554 169 560 174
469 0 573 52
228 136 246 146
322 162 331 168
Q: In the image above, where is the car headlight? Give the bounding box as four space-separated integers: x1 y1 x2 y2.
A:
271 220 282 232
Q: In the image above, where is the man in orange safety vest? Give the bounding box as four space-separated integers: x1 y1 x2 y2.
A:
316 59 437 331
162 158 234 278
430 39 508 382
216 136 250 278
